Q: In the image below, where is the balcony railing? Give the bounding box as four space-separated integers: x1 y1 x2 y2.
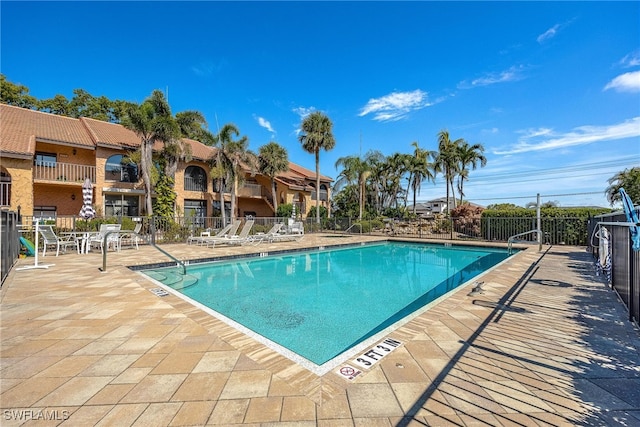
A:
34 161 96 183
184 176 207 192
239 183 262 197
311 190 328 201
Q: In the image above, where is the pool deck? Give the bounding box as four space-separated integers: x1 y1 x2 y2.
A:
1 235 639 426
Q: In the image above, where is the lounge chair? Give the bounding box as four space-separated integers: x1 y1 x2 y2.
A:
204 220 242 247
208 220 255 247
39 225 79 256
270 221 304 242
187 228 214 245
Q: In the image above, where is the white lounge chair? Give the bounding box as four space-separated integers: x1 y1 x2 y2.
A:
250 223 283 245
39 226 79 256
209 220 255 247
270 221 304 242
204 221 242 247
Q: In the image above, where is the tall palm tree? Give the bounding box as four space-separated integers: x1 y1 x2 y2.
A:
212 123 256 222
456 141 487 205
298 111 336 224
606 167 640 206
334 151 380 220
258 141 289 212
408 142 436 214
435 130 464 215
121 90 180 216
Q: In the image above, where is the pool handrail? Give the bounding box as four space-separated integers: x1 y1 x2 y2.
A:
100 230 187 275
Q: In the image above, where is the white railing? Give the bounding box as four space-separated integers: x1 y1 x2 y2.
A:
0 182 10 206
34 162 96 183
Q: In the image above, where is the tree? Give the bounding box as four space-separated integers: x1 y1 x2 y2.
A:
211 123 256 223
408 142 436 214
298 111 336 224
334 151 380 220
606 167 640 206
258 142 289 213
0 74 37 108
456 141 487 205
121 90 180 216
435 130 464 215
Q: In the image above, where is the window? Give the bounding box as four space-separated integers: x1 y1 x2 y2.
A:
34 152 57 167
105 155 138 183
212 200 231 218
184 166 207 192
105 194 139 217
184 199 207 227
0 172 10 206
320 184 328 201
33 206 57 218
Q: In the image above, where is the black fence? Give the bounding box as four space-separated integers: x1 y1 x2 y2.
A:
589 210 640 327
1 210 20 286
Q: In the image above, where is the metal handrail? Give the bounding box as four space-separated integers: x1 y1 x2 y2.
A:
507 229 541 253
343 223 361 234
100 231 187 274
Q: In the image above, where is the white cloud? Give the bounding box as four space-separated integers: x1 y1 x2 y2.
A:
359 89 430 122
292 106 316 119
191 59 227 77
458 65 526 89
537 24 561 43
494 117 640 155
619 50 640 68
255 115 275 134
604 71 640 93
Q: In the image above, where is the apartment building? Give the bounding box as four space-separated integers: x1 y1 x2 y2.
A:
0 104 332 222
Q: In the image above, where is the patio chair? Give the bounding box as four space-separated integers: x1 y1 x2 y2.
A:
119 222 143 250
248 223 283 245
202 220 242 247
88 224 121 253
208 220 255 247
270 221 304 242
39 225 79 256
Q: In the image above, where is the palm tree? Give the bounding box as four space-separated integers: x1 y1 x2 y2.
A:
334 151 380 220
121 90 180 216
606 167 640 206
258 142 289 213
298 111 336 224
456 141 487 205
408 142 436 214
161 110 210 179
435 130 464 215
211 123 256 222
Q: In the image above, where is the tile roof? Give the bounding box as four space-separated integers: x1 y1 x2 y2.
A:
80 117 140 149
1 104 95 156
0 103 332 182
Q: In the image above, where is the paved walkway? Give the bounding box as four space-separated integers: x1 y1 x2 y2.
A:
1 236 639 426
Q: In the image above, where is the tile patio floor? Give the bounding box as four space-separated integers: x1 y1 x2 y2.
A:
1 235 639 426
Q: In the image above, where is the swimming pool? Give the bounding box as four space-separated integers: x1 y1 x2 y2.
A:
141 241 512 371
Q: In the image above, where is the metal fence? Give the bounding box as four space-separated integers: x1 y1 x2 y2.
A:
315 216 590 246
1 210 20 286
589 210 640 327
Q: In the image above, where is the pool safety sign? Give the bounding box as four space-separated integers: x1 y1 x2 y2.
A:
336 338 403 380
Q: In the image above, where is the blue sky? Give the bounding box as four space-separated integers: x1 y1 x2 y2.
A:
2 1 639 208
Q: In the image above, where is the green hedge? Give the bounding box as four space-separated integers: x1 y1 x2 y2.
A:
480 207 613 245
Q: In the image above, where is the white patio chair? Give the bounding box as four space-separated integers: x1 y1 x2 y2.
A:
39 226 79 256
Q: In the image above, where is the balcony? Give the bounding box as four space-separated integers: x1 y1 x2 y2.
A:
184 176 207 192
33 162 96 184
311 190 328 201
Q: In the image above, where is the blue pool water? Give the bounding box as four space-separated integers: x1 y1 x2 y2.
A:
142 242 512 366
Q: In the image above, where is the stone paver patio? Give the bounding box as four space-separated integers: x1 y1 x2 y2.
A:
1 235 639 426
